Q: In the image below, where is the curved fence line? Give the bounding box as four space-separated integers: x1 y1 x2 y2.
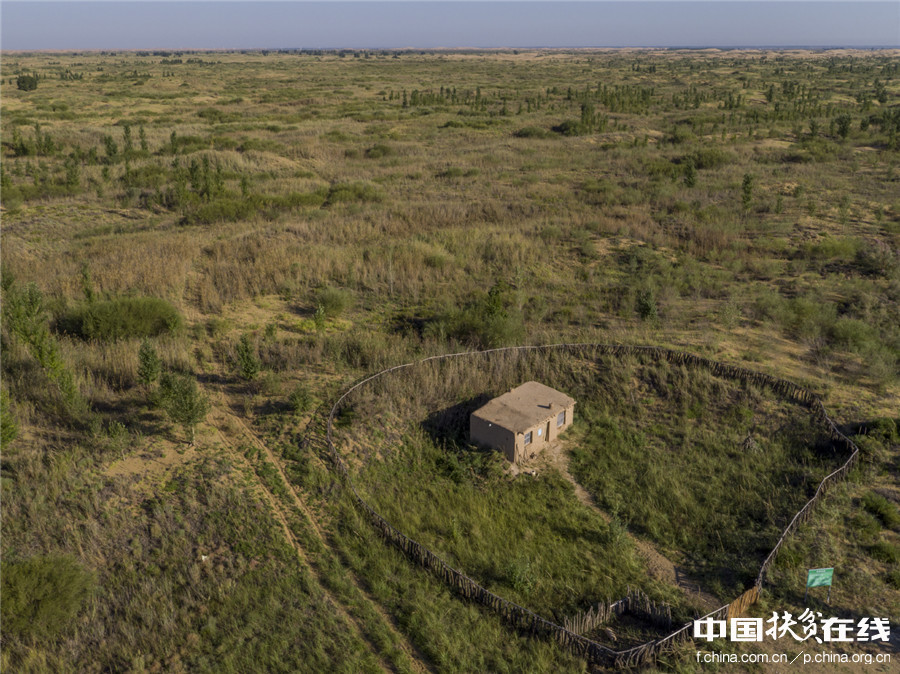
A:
314 343 860 668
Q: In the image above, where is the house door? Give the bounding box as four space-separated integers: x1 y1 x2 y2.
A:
545 422 550 443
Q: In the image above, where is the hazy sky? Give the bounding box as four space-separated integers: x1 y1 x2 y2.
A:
2 2 898 50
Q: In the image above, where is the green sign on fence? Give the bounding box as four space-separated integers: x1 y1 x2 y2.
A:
807 568 834 588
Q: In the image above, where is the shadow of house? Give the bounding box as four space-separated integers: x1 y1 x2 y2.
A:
421 393 492 447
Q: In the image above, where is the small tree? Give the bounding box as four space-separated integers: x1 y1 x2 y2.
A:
137 339 161 388
235 333 260 380
683 156 697 188
835 114 852 140
288 384 313 414
123 124 134 155
80 262 95 303
102 135 119 163
159 373 209 445
16 74 38 91
313 303 327 333
741 173 754 212
636 287 658 321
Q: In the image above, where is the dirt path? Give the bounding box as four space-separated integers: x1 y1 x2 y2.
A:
178 277 430 672
204 388 432 674
527 440 722 613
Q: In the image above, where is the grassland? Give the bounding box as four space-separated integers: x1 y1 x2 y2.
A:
2 48 899 672
336 349 844 615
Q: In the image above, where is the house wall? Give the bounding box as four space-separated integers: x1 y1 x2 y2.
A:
549 403 575 442
472 403 575 464
513 403 576 463
470 414 516 461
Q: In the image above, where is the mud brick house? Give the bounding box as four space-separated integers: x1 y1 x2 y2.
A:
470 381 575 463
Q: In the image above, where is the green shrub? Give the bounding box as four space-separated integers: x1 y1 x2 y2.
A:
784 296 836 340
181 190 327 225
869 540 900 564
514 126 552 139
862 492 900 529
58 297 181 341
803 236 861 261
364 143 392 158
288 384 313 413
238 137 282 153
428 280 524 349
16 74 38 91
829 317 877 353
169 134 210 154
1 555 95 640
326 181 381 205
158 372 209 444
437 167 479 179
137 339 161 387
315 286 353 319
636 287 658 321
4 282 85 413
885 566 900 589
505 556 537 594
866 417 899 444
551 119 587 136
850 512 882 544
539 225 563 241
855 241 898 278
235 333 261 381
689 147 733 170
197 107 228 123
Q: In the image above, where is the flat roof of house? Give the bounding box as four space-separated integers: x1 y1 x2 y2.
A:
472 381 575 433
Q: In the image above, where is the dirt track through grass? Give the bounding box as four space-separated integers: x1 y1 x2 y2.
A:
204 383 432 674
532 438 721 612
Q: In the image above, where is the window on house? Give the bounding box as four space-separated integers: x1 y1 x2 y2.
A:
557 411 566 427
524 431 532 445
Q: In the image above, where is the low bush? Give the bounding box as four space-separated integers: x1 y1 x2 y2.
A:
58 296 182 341
288 384 313 413
1 555 95 640
425 281 524 349
436 166 479 179
238 137 282 153
886 566 900 589
850 512 882 545
862 492 900 529
551 119 587 136
866 417 899 444
182 190 327 225
869 540 900 564
364 143 392 159
688 147 733 170
325 181 381 205
855 241 898 278
514 126 552 139
316 286 353 319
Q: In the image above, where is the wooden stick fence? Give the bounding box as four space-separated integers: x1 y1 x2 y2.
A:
309 343 861 669
563 588 672 636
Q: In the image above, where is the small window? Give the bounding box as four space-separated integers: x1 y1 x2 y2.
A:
537 428 542 437
524 431 532 445
557 411 566 427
